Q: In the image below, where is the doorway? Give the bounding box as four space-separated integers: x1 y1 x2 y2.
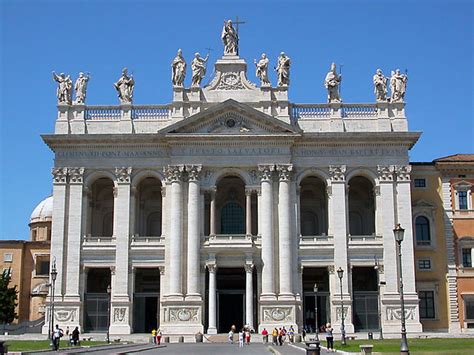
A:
302 267 330 332
84 268 111 332
352 267 379 331
133 268 160 333
216 268 245 332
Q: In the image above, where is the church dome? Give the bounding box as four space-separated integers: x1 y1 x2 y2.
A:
30 196 53 224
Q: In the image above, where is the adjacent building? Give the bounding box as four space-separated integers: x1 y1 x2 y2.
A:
0 196 52 324
434 154 474 333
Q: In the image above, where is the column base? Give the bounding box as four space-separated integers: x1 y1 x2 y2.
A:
109 324 131 335
381 294 423 333
259 293 277 301
185 294 203 301
41 301 82 334
164 293 185 301
207 326 217 334
278 293 295 301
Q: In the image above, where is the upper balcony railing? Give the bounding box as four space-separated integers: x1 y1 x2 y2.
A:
291 103 379 120
83 105 171 120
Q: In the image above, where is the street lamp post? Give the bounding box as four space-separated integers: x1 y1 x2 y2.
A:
394 224 409 355
336 267 346 346
374 258 383 340
50 258 58 340
313 283 319 341
106 285 111 344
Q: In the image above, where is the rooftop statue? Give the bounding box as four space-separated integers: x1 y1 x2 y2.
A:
324 62 342 103
74 72 90 104
171 49 186 87
254 53 271 87
114 68 134 104
275 52 291 87
191 52 209 87
52 72 72 104
390 69 408 102
221 20 238 56
373 69 388 102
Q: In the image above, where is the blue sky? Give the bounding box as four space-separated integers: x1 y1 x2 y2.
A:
0 0 473 239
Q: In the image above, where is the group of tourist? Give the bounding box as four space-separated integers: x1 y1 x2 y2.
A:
151 328 163 345
50 324 80 351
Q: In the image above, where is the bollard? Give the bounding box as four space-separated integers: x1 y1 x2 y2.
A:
368 331 373 340
305 340 321 355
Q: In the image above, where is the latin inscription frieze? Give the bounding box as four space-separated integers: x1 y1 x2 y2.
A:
173 146 287 156
56 150 167 159
294 147 405 157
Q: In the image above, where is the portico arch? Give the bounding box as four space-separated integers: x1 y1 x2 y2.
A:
87 177 115 237
348 175 375 236
299 176 328 236
208 168 253 187
134 177 163 237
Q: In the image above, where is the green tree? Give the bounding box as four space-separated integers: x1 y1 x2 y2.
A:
0 268 18 324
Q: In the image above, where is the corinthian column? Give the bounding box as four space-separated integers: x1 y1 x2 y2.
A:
165 165 185 297
245 263 254 327
186 165 202 299
209 188 217 236
277 164 294 297
258 164 275 298
207 263 217 334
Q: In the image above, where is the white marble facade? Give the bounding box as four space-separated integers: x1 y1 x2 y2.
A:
42 45 422 339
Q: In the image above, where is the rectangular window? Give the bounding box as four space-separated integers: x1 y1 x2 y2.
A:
462 249 472 268
418 259 432 270
35 256 50 276
419 290 435 319
3 253 13 262
466 299 474 321
458 191 468 210
414 178 426 188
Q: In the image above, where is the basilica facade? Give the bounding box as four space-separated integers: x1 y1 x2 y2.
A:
42 26 422 339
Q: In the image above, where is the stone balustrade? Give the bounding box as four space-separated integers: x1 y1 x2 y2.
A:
291 102 405 120
203 234 259 249
85 106 121 120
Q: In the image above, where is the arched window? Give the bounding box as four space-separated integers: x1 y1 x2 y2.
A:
221 202 245 234
415 216 431 245
301 211 319 236
146 212 162 236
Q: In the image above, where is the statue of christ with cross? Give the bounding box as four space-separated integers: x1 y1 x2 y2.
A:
221 17 245 56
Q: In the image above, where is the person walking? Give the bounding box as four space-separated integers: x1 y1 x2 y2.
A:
71 327 80 346
288 325 295 343
325 323 334 352
238 329 244 347
245 328 251 345
151 329 157 344
52 324 64 351
228 328 234 344
272 327 278 345
302 327 306 341
262 328 268 344
156 329 162 345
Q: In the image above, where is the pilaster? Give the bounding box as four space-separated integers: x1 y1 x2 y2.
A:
328 165 354 333
110 167 132 334
64 168 85 303
55 103 71 134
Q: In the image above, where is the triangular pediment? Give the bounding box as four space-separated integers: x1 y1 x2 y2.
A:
412 199 436 209
159 99 301 135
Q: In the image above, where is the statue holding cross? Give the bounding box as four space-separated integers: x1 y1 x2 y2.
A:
221 19 239 56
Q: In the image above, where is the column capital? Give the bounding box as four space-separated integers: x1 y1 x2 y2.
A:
328 265 335 274
244 263 254 273
377 165 395 182
52 167 68 184
158 266 165 275
68 167 85 184
276 164 294 181
164 165 185 183
395 165 412 182
329 165 346 182
206 263 217 273
115 167 132 184
245 188 254 196
186 164 202 182
258 164 275 182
